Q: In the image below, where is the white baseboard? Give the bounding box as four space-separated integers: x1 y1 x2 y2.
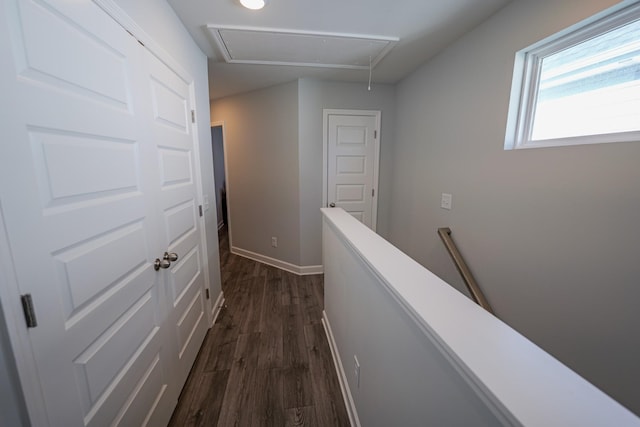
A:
322 311 360 427
298 264 324 275
210 291 225 327
231 246 323 276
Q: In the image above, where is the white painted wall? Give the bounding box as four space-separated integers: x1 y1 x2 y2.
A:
115 0 223 308
210 82 302 266
297 79 396 266
389 0 640 415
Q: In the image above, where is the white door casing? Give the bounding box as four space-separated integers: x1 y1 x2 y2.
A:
323 109 381 230
0 0 209 425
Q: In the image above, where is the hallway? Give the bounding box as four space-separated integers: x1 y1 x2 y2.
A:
168 228 350 426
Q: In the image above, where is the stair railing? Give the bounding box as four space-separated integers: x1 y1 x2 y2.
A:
437 228 494 315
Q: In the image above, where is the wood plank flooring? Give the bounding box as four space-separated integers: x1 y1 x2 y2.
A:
168 228 350 426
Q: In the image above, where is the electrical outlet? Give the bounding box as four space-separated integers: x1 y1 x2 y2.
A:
354 355 360 388
271 237 278 248
441 193 452 210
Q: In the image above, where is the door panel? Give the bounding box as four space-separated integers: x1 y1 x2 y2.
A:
143 49 208 390
171 247 200 304
112 353 167 427
327 112 380 229
53 221 148 319
0 0 183 425
14 0 131 110
32 131 138 202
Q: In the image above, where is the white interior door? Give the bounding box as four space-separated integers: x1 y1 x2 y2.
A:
325 110 380 230
0 0 206 425
142 48 209 390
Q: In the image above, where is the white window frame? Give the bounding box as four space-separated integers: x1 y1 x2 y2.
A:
504 2 640 150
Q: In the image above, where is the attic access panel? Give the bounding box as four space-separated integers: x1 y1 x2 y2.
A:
207 25 398 69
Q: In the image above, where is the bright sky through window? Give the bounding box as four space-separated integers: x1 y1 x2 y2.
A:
531 19 640 141
504 3 640 149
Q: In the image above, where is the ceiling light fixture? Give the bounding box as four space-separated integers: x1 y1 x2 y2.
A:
239 0 268 10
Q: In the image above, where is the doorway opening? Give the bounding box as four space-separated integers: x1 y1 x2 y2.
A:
211 122 232 265
211 124 227 231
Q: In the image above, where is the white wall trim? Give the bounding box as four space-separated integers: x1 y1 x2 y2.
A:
209 291 225 327
231 246 323 276
297 264 324 275
187 78 214 327
322 311 361 427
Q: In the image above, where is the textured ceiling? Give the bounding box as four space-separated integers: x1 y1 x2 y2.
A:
167 0 513 100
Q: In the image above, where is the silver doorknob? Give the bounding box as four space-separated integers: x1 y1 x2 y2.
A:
329 203 336 208
164 252 178 262
154 258 171 271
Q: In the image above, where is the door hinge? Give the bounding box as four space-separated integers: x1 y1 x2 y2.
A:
374 130 377 139
191 110 195 123
21 294 37 328
199 205 203 217
372 188 375 197
205 289 210 300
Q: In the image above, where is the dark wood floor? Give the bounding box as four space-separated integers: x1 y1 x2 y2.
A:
168 227 350 426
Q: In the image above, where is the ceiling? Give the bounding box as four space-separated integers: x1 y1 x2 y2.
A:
167 0 513 100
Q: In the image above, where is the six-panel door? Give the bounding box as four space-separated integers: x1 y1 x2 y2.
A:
327 113 379 229
0 0 208 425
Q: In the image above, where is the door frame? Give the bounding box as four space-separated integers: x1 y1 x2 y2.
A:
211 121 234 251
322 109 381 231
0 1 212 425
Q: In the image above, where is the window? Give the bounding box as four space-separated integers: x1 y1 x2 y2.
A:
505 3 640 150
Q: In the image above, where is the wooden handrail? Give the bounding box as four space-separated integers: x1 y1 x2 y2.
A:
437 228 494 315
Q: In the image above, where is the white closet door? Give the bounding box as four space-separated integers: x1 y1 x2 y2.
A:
0 0 184 425
326 112 380 229
141 48 209 393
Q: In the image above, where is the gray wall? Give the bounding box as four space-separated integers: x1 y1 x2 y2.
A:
211 82 302 266
297 79 397 266
116 0 223 309
210 79 396 269
211 125 226 228
388 0 640 415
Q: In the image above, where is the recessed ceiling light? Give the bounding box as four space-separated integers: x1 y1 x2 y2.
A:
240 0 268 10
